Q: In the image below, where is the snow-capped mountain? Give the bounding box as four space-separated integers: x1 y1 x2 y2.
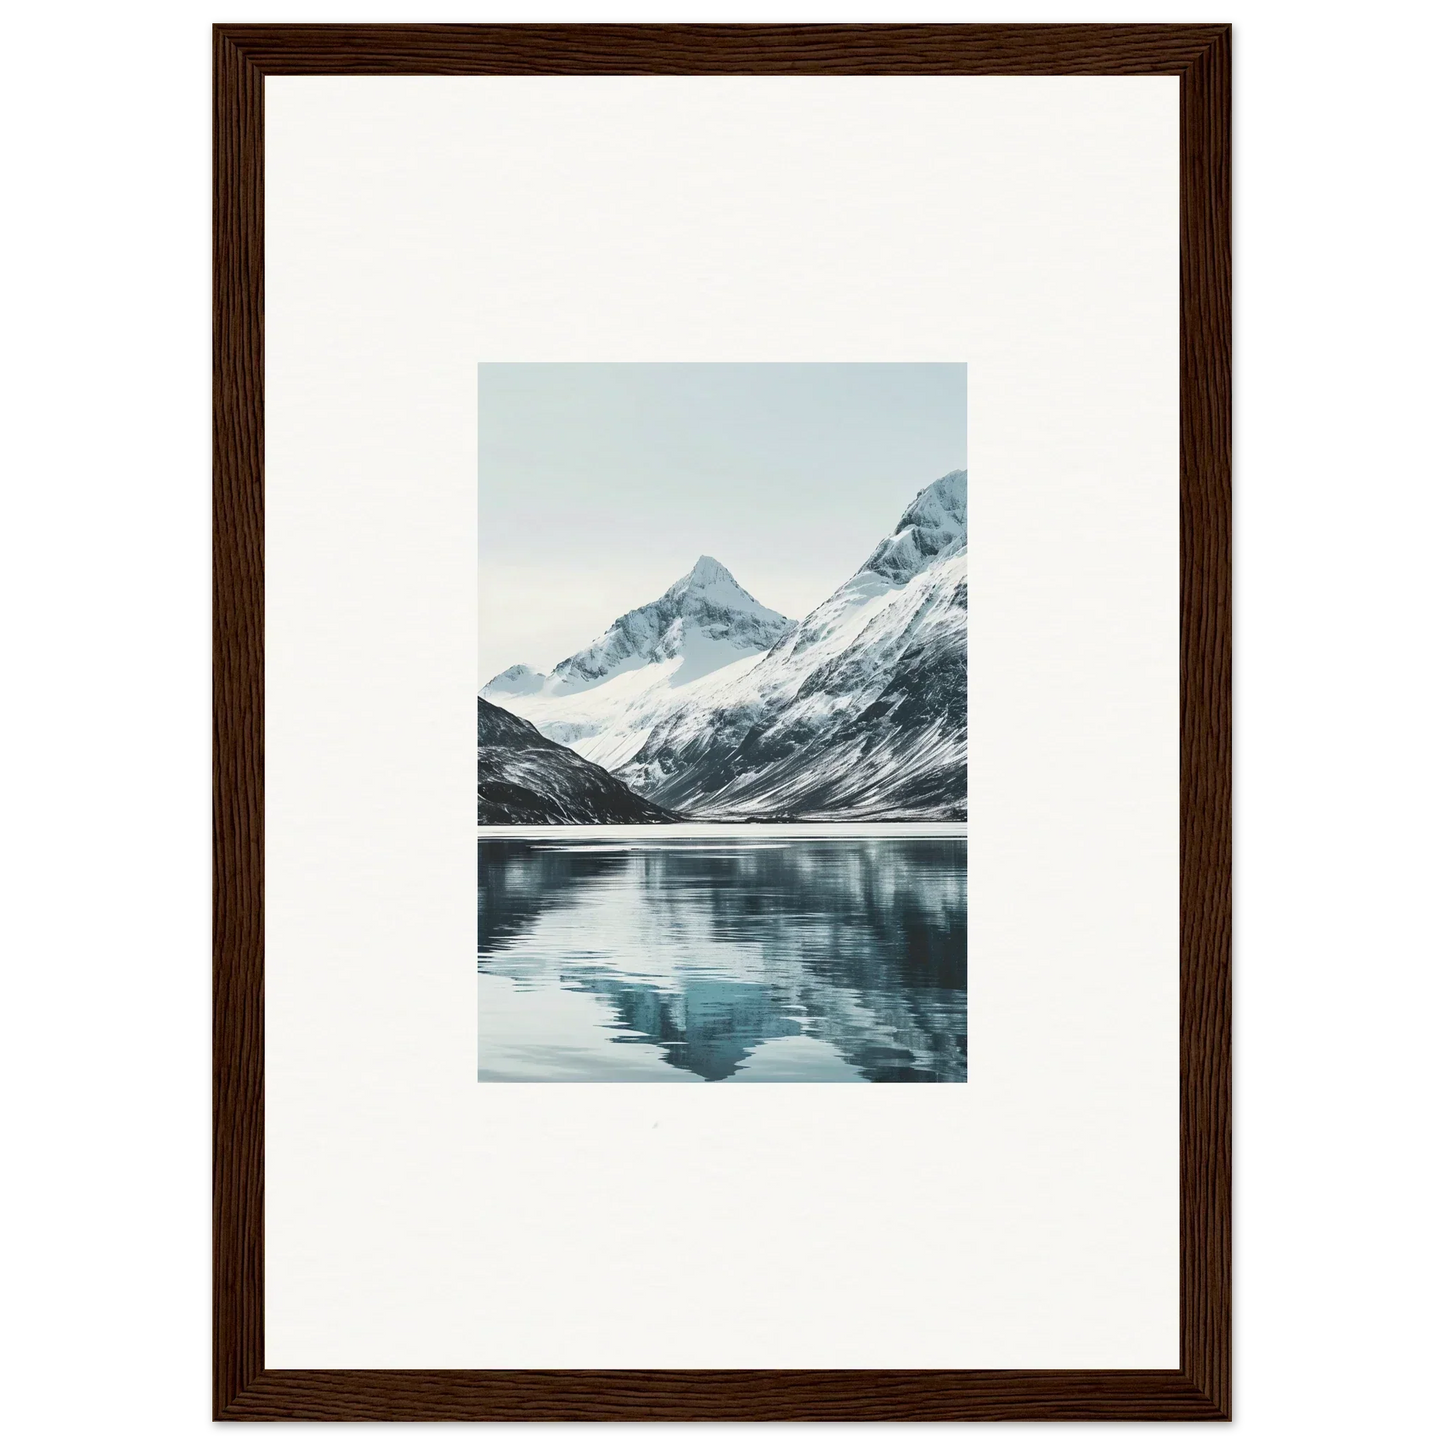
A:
482 556 795 771
484 664 545 698
857 466 968 584
479 469 968 823
615 470 968 820
477 697 678 825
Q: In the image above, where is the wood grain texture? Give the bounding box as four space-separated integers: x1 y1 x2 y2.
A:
213 23 265 1423
218 1368 1219 1422
216 22 1224 76
213 22 1230 1422
1177 23 1232 1422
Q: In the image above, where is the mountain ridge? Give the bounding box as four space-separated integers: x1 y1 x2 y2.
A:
612 469 969 819
483 555 794 701
479 469 968 822
855 467 967 586
476 697 679 825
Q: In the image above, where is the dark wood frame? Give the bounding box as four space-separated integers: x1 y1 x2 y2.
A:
215 23 1230 1422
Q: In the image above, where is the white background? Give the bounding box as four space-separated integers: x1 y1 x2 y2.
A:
265 72 1178 1370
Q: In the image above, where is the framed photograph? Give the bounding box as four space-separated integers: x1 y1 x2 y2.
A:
215 23 1229 1421
474 361 971 1085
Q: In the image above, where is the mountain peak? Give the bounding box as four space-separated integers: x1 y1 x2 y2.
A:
544 559 795 694
855 469 968 587
896 470 967 535
684 554 730 586
663 555 783 622
666 554 737 597
481 663 545 699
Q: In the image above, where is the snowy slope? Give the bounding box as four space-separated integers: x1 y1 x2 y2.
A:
479 469 968 822
476 697 678 825
482 556 794 771
615 470 968 820
484 664 545 698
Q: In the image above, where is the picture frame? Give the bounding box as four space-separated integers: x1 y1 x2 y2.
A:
214 22 1230 1422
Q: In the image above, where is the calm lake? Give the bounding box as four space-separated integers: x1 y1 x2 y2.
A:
477 832 967 1082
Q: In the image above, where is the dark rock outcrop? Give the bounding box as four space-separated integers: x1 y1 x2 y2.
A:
477 697 680 825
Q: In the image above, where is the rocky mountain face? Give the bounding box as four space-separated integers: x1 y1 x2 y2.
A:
482 556 796 772
543 555 793 692
479 469 968 823
616 471 968 820
476 697 678 825
857 467 968 583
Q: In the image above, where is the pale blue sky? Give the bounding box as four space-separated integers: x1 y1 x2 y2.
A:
478 363 967 684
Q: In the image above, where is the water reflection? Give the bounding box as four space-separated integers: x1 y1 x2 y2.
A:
478 835 967 1083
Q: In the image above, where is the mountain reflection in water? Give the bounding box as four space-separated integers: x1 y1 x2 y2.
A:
478 836 967 1082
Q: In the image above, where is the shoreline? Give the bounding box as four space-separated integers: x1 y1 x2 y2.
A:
477 821 968 839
